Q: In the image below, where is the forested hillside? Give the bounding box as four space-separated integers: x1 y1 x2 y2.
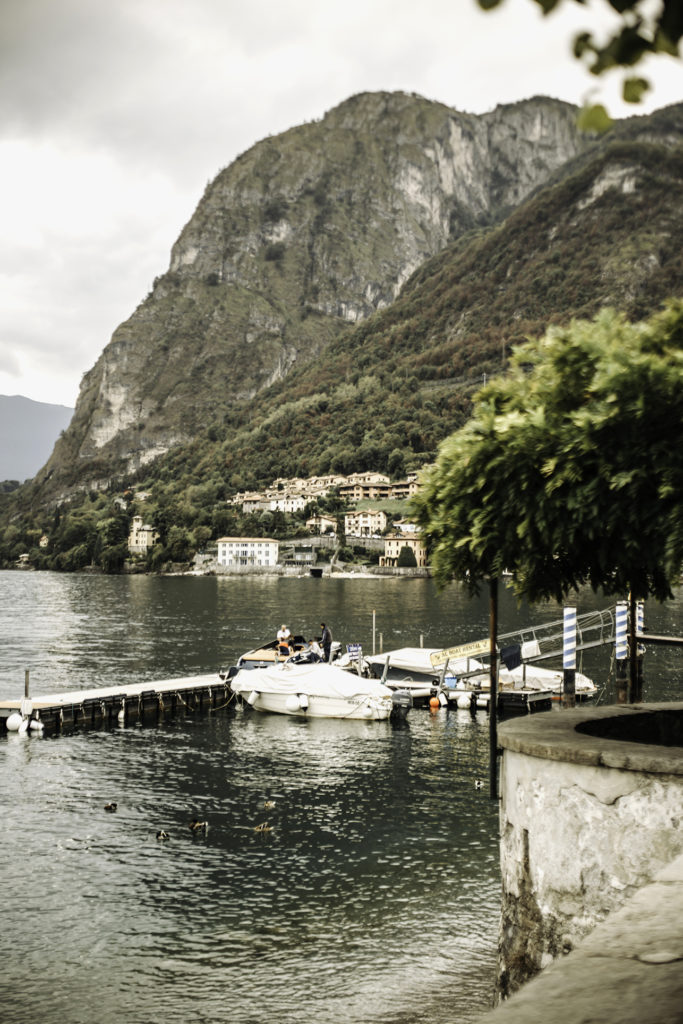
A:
1 98 682 572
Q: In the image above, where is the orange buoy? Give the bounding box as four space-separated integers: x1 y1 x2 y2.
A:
429 696 440 710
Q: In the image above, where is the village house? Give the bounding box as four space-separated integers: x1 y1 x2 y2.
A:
393 518 419 534
306 513 337 535
380 532 428 567
268 494 307 514
216 537 279 567
128 515 158 555
389 475 420 499
344 508 388 538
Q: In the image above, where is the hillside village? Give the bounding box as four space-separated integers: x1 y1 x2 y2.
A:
127 470 427 573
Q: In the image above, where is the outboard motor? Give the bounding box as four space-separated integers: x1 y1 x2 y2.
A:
390 688 412 721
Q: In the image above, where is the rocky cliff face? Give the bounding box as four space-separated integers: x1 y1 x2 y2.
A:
42 91 587 494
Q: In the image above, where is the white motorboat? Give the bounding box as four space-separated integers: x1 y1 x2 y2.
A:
229 660 410 720
362 647 480 706
364 646 597 702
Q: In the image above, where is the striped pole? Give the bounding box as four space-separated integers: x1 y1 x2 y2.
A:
636 600 645 701
615 601 628 659
563 606 576 707
615 601 628 702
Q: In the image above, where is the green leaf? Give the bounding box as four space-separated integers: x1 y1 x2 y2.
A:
623 76 650 103
577 104 613 133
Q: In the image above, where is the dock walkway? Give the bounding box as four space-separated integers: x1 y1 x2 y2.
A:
0 673 234 734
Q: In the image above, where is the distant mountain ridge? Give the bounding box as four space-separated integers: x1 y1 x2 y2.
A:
0 396 73 483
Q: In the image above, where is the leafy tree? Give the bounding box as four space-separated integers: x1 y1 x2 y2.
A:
413 300 683 605
397 545 418 567
166 525 193 563
100 542 129 574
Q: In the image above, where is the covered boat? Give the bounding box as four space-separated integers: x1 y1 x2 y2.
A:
229 661 410 720
364 646 597 702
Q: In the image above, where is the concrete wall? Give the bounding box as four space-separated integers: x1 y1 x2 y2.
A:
496 703 683 998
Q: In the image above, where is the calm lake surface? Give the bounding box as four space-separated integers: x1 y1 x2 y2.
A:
1 571 681 1024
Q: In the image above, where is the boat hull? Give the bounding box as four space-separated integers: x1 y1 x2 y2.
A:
230 662 396 720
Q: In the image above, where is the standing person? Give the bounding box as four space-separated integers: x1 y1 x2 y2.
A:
277 624 291 645
277 624 292 656
320 622 332 663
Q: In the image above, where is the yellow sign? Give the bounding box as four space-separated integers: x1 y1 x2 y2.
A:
429 639 490 666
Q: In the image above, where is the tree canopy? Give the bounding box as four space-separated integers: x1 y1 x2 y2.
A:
412 301 683 604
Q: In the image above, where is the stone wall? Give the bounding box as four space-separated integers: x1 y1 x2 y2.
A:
496 703 683 998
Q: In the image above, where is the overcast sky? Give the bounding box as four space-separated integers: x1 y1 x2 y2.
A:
1 0 681 408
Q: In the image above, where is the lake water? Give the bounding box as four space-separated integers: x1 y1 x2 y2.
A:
1 571 681 1024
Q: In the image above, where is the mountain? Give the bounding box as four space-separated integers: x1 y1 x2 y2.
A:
0 396 73 483
36 92 588 499
16 93 683 511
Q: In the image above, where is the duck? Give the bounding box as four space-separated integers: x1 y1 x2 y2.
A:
104 802 118 812
263 800 276 810
189 818 208 833
474 780 484 790
253 821 273 832
156 830 170 841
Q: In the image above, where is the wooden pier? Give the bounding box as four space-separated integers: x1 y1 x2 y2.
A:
0 673 236 735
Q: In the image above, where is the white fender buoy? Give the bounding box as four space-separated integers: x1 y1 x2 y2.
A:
6 712 23 732
362 705 374 719
285 694 300 713
438 692 448 707
457 693 471 710
247 690 260 707
297 693 309 711
29 718 44 732
18 717 29 735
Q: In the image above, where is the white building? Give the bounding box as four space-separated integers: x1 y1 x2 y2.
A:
268 495 307 513
216 537 279 567
128 515 158 554
344 508 387 538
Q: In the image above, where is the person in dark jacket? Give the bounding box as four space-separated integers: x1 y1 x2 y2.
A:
320 622 332 662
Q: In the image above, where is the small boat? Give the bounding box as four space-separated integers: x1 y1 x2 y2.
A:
362 647 471 706
223 634 341 674
364 647 597 703
229 661 410 721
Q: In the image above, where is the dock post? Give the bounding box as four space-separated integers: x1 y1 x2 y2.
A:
633 600 644 702
372 610 376 656
628 595 638 703
562 607 576 708
615 601 628 703
489 576 499 800
24 669 29 699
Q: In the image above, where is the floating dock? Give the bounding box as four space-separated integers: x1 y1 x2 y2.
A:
0 673 235 735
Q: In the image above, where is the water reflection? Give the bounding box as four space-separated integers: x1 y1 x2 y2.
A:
0 571 680 1024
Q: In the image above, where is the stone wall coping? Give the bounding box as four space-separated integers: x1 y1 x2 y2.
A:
476 852 683 1024
497 702 683 776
